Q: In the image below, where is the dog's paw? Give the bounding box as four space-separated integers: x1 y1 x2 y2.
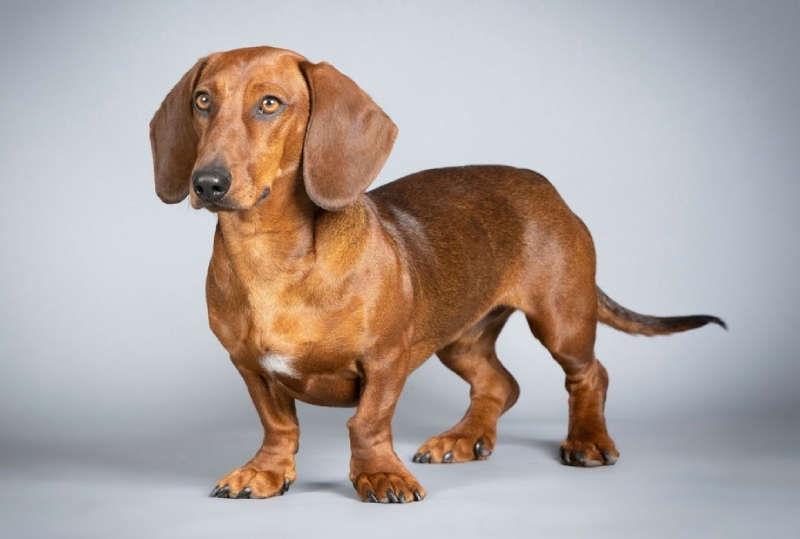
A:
413 434 494 464
559 436 619 467
209 467 294 499
352 472 426 503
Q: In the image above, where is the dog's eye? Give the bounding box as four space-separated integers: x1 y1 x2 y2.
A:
259 96 282 115
194 92 212 112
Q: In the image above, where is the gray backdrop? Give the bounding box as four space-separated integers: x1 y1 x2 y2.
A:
1 1 798 537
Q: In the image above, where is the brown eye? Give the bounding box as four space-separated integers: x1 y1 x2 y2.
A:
259 96 282 115
194 92 212 112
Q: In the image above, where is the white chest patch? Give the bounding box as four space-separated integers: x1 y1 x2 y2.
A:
259 352 300 379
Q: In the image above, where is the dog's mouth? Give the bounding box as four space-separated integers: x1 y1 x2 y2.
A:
193 197 242 213
193 187 271 213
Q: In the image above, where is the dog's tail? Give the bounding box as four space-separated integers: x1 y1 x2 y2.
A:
597 287 726 336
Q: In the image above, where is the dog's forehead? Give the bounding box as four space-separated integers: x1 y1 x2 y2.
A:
199 47 308 96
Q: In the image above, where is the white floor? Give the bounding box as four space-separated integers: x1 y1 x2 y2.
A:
2 413 798 539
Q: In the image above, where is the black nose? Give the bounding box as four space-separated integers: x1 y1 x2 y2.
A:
191 166 231 203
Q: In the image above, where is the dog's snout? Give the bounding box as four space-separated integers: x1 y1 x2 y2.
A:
192 167 232 203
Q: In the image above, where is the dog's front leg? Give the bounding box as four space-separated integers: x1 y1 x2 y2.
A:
348 347 425 504
210 365 299 499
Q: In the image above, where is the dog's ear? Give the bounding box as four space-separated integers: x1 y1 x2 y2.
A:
150 58 207 204
299 61 397 211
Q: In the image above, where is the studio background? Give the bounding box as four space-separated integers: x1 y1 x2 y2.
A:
1 1 797 537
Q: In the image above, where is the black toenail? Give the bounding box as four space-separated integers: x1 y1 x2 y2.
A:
474 439 484 459
474 438 492 458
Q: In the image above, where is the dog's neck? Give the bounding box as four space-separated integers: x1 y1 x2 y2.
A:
216 181 315 279
214 179 372 291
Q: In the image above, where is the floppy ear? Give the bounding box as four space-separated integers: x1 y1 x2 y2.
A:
299 61 397 211
149 58 207 204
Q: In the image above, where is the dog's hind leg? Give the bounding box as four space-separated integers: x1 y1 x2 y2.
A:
413 307 520 464
524 294 620 467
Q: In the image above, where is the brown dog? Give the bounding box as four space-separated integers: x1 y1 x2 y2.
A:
150 46 725 503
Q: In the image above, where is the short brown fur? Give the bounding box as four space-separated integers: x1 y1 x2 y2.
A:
150 46 724 503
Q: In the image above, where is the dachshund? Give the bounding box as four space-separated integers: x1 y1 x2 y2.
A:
150 46 725 503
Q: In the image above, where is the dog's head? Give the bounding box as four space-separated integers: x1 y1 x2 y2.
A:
150 46 397 212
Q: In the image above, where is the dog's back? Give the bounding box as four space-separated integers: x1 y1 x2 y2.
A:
368 165 594 349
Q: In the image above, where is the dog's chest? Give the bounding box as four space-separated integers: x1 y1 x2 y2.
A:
209 280 367 402
249 305 359 367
